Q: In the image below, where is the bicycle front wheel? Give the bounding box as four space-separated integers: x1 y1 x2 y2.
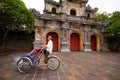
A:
47 56 60 71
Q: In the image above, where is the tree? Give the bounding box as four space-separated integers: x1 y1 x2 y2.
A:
95 11 120 51
95 12 120 38
104 11 120 38
0 0 34 51
94 12 110 22
104 11 120 51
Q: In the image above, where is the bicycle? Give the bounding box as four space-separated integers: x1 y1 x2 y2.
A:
17 48 60 74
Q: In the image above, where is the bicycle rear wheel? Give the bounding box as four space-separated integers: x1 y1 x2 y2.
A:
17 57 32 74
47 56 60 71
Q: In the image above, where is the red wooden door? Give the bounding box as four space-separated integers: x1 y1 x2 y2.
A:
47 32 58 52
90 35 97 51
70 33 80 51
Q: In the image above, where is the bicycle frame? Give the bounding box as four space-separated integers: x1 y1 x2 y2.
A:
21 48 44 65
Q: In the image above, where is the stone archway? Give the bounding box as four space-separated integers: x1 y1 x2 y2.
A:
90 35 101 51
90 35 97 51
52 7 56 14
70 33 80 51
70 9 76 16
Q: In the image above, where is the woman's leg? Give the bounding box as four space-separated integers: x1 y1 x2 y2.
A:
44 50 49 64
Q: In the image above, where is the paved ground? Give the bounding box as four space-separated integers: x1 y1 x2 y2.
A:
0 52 120 80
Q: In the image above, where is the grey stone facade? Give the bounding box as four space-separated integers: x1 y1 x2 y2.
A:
32 0 109 52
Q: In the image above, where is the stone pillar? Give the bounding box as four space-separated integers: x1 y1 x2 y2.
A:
80 3 86 16
61 29 70 52
61 42 70 52
102 35 109 51
33 28 44 49
83 29 92 52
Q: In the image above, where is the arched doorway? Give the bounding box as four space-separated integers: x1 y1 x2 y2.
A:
52 7 56 14
87 13 91 18
70 33 80 51
46 32 58 52
90 35 97 51
70 9 76 16
67 0 73 2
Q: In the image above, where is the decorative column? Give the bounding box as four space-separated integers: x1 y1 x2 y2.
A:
33 27 44 49
60 22 70 52
102 34 109 51
61 29 70 52
80 3 86 16
83 28 92 52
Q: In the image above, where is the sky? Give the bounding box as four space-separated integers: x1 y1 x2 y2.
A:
22 0 120 14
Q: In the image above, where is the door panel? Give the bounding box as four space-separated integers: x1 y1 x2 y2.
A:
70 33 80 51
47 32 58 52
90 35 97 51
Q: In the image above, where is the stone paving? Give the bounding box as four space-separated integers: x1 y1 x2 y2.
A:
0 52 120 80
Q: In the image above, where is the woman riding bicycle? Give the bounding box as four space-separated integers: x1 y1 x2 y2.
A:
42 36 53 66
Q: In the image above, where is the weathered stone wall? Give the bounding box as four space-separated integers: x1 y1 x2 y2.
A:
64 2 82 16
32 0 108 52
45 0 86 16
34 18 105 52
46 3 55 12
0 31 34 52
107 38 120 51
